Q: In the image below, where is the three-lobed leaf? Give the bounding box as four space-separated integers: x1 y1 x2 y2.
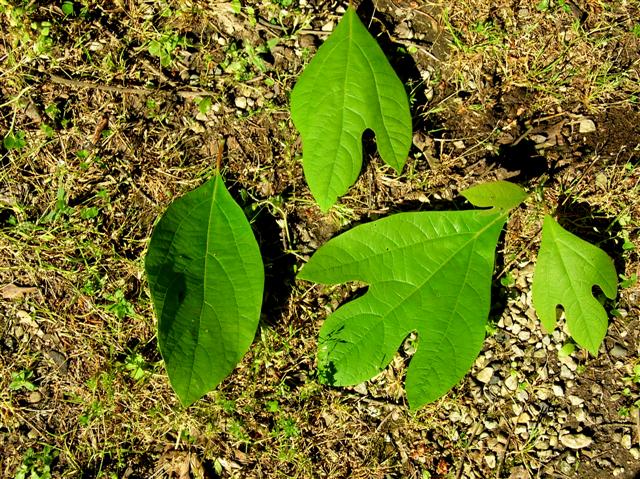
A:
532 215 617 355
290 7 412 211
145 175 264 406
299 181 527 409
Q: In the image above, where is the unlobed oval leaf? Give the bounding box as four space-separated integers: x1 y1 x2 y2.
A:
290 7 412 211
145 175 264 406
461 180 529 212
299 181 526 409
532 215 617 355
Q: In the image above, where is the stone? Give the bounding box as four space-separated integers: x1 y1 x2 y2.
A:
560 356 577 371
476 367 494 384
234 96 247 109
484 454 496 469
505 374 518 391
484 420 498 430
536 388 550 400
559 433 593 449
574 409 588 423
568 395 584 406
28 391 42 403
321 20 334 32
508 466 531 479
578 118 596 133
552 384 564 397
560 365 574 380
610 345 628 358
621 434 632 449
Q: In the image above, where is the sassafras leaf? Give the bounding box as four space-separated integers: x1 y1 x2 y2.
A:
532 215 617 355
299 181 526 409
145 175 264 406
290 7 412 211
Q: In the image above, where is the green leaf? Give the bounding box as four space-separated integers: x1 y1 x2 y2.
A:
532 215 617 355
3 130 26 150
290 7 412 211
299 181 526 409
61 1 74 16
460 180 528 212
145 175 264 406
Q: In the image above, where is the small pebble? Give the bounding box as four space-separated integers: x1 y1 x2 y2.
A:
574 409 588 423
568 395 584 406
505 374 518 391
484 420 498 430
552 384 564 397
578 118 596 133
560 365 574 380
28 391 42 403
476 367 494 384
610 345 628 358
321 20 335 32
484 454 496 469
559 433 593 449
234 96 247 109
536 388 550 400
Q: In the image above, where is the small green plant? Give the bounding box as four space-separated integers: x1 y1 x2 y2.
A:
61 1 74 16
104 289 136 320
122 352 148 381
9 369 37 391
3 130 26 150
14 445 57 479
148 31 188 67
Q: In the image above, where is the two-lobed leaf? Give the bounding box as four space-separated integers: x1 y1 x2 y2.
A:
299 181 526 409
145 175 264 406
290 7 412 211
532 215 617 355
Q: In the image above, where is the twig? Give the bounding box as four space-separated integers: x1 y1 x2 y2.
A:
49 74 217 99
216 138 224 173
91 116 109 146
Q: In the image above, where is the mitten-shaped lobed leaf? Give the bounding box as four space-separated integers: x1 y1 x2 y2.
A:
290 7 412 211
299 182 526 409
532 215 617 355
145 175 264 406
